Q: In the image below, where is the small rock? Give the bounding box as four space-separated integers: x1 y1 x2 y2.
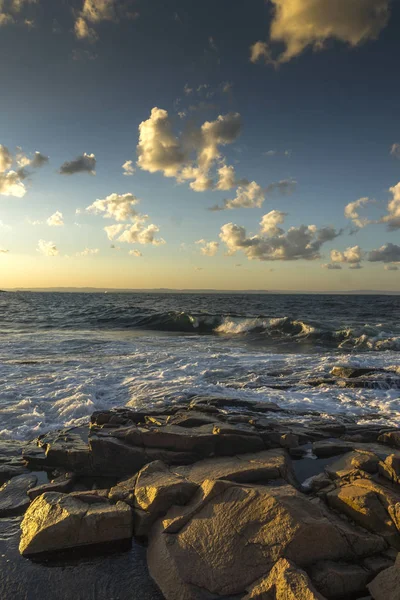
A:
330 366 379 379
19 492 133 556
0 474 37 517
313 441 354 458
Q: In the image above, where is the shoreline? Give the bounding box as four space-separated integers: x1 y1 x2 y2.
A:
1 385 400 599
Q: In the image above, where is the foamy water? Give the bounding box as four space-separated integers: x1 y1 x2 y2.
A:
0 292 399 440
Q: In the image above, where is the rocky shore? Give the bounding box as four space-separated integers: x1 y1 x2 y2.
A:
1 367 400 599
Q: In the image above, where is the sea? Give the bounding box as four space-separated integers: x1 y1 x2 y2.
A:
0 291 399 441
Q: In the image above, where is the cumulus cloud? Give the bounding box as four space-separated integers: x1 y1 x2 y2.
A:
260 210 287 236
59 153 96 175
129 249 142 257
104 223 126 240
219 213 340 261
321 263 342 270
86 192 140 221
46 211 64 227
0 170 26 197
215 164 236 191
368 243 400 263
0 145 13 172
344 197 372 228
74 16 98 42
0 0 37 27
122 160 135 176
117 222 165 246
37 239 59 256
250 41 272 64
330 245 363 264
196 239 219 256
136 107 242 192
380 182 400 230
0 248 9 253
211 179 296 211
253 0 390 65
81 0 116 23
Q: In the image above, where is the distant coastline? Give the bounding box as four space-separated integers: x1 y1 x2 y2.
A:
2 287 400 295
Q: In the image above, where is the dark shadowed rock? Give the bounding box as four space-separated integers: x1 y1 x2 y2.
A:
28 473 75 500
19 492 133 556
379 454 400 485
310 561 370 599
245 558 326 599
378 431 400 449
0 474 37 517
0 440 29 484
330 366 382 379
368 553 400 600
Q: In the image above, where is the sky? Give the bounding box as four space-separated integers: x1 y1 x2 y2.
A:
0 0 400 291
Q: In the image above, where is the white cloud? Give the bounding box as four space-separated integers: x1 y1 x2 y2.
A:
0 219 11 230
381 182 400 230
46 211 64 227
37 239 59 256
136 107 241 192
0 170 26 197
250 41 272 65
74 16 98 42
0 0 37 26
0 145 12 173
224 181 265 209
117 222 165 246
260 210 287 236
81 0 115 23
59 153 96 175
254 0 390 65
86 192 139 221
215 164 236 191
196 239 219 257
330 245 363 264
344 197 372 228
76 247 99 256
384 264 399 271
0 248 9 253
129 249 142 257
122 160 135 176
368 243 400 263
220 213 340 261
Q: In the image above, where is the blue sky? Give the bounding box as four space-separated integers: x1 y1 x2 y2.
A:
0 0 399 290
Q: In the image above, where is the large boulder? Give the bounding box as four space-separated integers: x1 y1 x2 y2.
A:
309 561 370 599
244 558 326 600
147 479 386 599
0 473 37 517
19 491 133 556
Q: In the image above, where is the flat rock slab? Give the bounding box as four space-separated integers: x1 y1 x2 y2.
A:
174 448 296 486
0 440 29 485
19 491 133 556
148 479 386 599
0 474 37 517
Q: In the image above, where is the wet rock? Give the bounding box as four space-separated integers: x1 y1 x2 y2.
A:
378 431 400 450
310 561 370 599
167 412 219 428
0 473 37 517
309 421 347 436
25 428 91 474
244 558 326 599
289 447 308 459
368 553 400 600
28 473 75 500
313 441 354 458
302 473 332 493
280 433 299 449
19 491 133 556
0 439 29 484
330 366 381 379
175 448 297 486
147 479 386 599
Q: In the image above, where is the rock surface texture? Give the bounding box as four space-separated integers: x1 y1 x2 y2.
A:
2 397 399 599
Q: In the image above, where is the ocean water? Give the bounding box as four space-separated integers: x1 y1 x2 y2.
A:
0 291 399 440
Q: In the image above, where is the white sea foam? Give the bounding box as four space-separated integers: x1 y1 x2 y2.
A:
0 328 399 440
